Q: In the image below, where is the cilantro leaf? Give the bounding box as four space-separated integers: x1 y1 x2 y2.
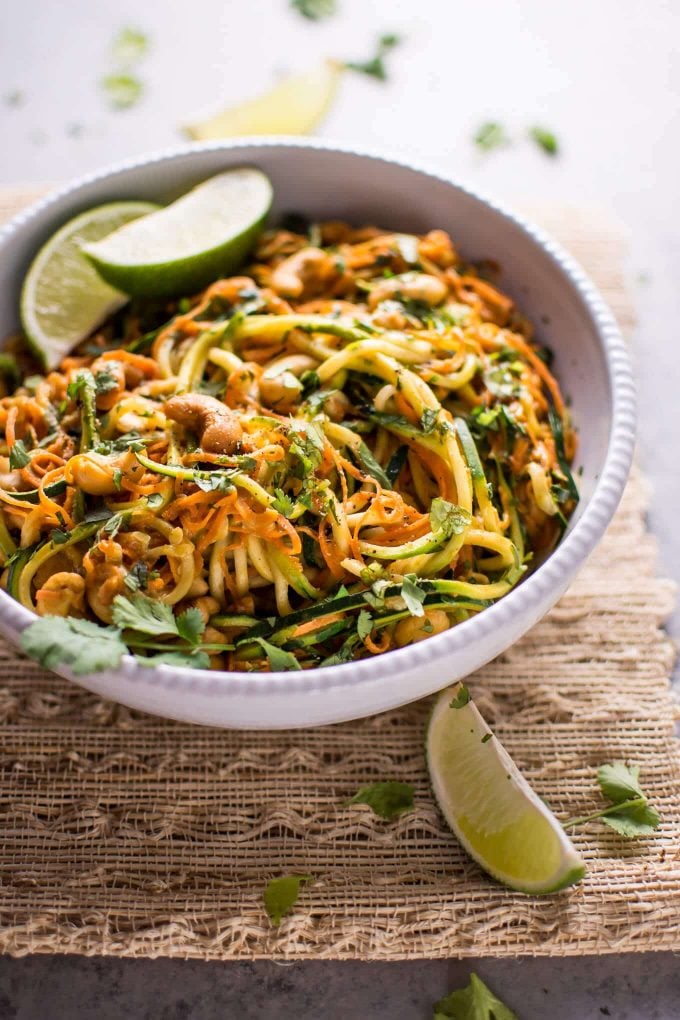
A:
346 33 401 82
434 972 518 1019
597 762 644 804
401 574 426 617
176 608 206 646
112 26 149 65
290 0 336 19
124 561 150 592
356 440 392 489
356 608 374 640
473 122 511 152
288 420 325 474
601 801 661 838
101 73 143 110
264 874 311 926
20 616 127 676
272 488 296 518
430 498 471 538
136 650 211 670
529 125 559 156
254 637 301 672
349 781 414 820
111 593 179 637
450 684 471 709
9 439 30 469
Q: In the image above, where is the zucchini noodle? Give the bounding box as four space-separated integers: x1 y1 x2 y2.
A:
0 218 578 671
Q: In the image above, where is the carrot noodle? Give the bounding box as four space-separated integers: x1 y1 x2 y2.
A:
0 217 577 670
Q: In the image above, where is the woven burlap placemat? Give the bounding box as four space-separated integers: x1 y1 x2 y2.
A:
0 191 678 960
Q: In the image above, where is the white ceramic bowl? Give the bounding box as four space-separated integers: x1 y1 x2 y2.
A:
0 140 635 728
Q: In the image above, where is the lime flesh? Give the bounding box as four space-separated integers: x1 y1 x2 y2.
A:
184 61 342 140
20 201 159 369
427 684 586 894
82 168 273 298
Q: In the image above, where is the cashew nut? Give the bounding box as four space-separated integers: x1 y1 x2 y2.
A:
64 449 146 496
36 572 86 618
367 273 448 311
270 247 338 300
394 609 450 647
164 394 242 454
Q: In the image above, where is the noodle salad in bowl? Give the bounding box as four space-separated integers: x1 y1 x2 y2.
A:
0 171 579 676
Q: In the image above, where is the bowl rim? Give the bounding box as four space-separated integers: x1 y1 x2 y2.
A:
0 137 636 697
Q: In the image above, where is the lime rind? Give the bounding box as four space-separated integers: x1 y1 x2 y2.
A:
21 201 159 369
82 168 273 298
426 685 586 895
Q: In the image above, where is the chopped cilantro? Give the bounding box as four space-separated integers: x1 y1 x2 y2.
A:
264 874 311 926
450 684 471 709
112 26 149 65
529 125 559 156
349 781 415 820
434 972 517 1019
346 33 401 82
101 73 143 110
254 637 301 672
400 574 426 617
473 121 511 152
290 0 336 18
564 761 661 838
9 439 30 469
356 608 374 641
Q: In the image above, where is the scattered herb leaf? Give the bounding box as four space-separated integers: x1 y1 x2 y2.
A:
101 73 143 110
349 781 415 820
450 684 471 709
346 33 401 82
529 125 559 156
112 26 149 66
565 761 661 838
176 608 206 646
473 121 511 152
430 498 471 539
136 650 211 670
264 874 311 926
356 608 374 640
111 593 179 637
433 971 518 1019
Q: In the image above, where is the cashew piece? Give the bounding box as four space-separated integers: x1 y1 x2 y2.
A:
270 247 338 300
164 394 243 454
367 273 448 310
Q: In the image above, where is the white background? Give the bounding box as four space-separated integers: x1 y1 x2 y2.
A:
1 1 679 1017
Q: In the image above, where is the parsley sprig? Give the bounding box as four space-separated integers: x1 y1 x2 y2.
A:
564 762 661 838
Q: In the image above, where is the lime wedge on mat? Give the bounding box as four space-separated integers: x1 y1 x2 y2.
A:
183 61 342 140
21 201 158 369
82 168 273 298
427 684 586 894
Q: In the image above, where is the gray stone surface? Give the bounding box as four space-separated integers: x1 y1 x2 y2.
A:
0 1 679 1017
1 954 679 1019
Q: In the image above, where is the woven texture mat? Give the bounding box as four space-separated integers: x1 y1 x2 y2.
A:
0 192 678 960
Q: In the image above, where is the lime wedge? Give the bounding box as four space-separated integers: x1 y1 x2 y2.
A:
82 168 273 298
21 201 159 369
183 61 342 140
427 684 586 894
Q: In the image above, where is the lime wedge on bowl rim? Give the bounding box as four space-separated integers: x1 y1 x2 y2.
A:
184 61 342 140
82 168 273 298
20 201 158 370
427 684 585 894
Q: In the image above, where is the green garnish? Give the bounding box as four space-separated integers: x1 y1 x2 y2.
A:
101 73 144 110
20 617 128 676
356 608 374 640
263 874 311 926
349 781 415 820
346 33 401 82
449 684 471 709
564 762 661 838
290 0 336 19
529 125 559 156
111 593 204 645
400 574 427 617
9 438 30 470
253 637 302 672
93 368 120 395
111 26 149 65
434 972 517 1019
473 121 510 152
